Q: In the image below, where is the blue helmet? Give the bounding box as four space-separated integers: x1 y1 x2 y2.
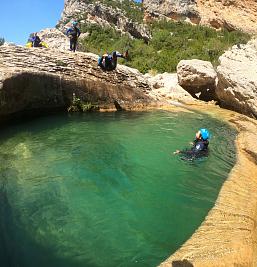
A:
200 128 209 140
72 21 78 26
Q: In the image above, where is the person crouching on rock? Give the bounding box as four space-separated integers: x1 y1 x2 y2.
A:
98 50 128 71
31 32 42 47
66 21 81 52
174 128 210 160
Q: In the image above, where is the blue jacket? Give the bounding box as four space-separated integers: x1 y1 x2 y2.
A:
66 26 81 38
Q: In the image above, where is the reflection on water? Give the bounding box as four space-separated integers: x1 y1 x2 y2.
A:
0 111 236 267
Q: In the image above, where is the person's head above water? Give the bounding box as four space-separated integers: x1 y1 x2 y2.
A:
196 129 209 141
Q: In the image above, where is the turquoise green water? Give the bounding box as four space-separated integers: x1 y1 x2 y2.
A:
0 111 236 267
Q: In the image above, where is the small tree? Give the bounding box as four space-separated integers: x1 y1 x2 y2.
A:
0 37 5 46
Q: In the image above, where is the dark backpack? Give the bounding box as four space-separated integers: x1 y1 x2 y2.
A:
69 27 79 38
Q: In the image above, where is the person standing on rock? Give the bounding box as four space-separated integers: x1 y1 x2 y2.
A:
66 21 81 52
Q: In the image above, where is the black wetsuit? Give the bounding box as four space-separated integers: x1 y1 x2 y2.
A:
32 36 42 47
98 51 124 71
179 139 209 160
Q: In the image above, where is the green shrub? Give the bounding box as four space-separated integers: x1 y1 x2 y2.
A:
79 19 251 74
56 60 68 67
68 93 99 112
90 0 143 23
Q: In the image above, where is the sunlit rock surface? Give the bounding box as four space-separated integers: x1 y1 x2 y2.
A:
143 0 257 33
177 59 217 101
0 45 153 121
37 28 70 51
216 39 257 119
58 0 151 41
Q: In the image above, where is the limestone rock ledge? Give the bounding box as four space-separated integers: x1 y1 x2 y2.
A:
0 45 159 122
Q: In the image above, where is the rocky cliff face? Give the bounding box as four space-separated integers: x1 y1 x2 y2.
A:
0 45 198 122
0 45 154 121
143 0 199 23
197 0 257 33
58 0 151 41
143 0 257 33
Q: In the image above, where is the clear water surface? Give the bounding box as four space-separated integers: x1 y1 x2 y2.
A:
0 111 236 267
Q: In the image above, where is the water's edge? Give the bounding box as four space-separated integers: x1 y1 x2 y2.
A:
159 104 257 267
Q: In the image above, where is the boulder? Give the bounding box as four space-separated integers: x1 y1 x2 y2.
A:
216 39 257 118
177 59 217 101
144 72 197 103
37 28 70 51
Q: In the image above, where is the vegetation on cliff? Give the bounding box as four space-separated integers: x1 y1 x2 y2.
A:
98 0 143 23
79 20 250 73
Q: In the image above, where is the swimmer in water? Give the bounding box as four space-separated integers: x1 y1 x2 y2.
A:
174 128 210 160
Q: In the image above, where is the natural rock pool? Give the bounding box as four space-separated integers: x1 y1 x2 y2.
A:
0 111 236 267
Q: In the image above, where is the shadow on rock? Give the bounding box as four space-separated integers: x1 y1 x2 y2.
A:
172 259 194 267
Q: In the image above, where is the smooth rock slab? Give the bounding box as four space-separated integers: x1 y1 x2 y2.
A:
216 39 257 119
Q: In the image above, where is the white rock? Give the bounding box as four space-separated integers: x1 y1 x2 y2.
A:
216 38 257 118
144 72 196 102
177 59 217 91
37 28 70 51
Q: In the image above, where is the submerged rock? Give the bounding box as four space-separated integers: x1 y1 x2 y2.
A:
216 39 257 119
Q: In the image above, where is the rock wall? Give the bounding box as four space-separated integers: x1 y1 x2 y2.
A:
0 45 156 122
177 59 217 101
143 0 200 23
197 0 257 33
143 0 257 33
58 0 151 41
